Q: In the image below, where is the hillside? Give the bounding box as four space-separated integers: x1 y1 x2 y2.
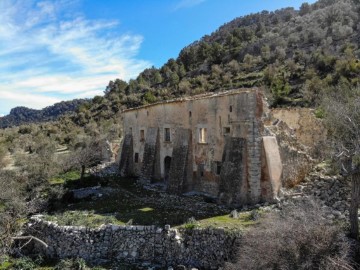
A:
3 0 360 128
94 0 359 118
1 1 360 269
0 99 87 128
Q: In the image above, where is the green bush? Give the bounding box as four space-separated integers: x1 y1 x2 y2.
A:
12 257 36 270
55 258 88 270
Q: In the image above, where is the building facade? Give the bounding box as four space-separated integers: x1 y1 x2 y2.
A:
119 89 282 205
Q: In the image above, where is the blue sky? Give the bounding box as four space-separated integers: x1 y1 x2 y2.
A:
0 0 316 116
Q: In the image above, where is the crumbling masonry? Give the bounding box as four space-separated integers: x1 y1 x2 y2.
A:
119 89 282 205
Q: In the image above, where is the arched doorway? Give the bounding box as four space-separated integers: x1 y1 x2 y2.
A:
164 156 172 182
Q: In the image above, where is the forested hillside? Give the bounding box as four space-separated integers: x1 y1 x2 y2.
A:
3 0 360 128
95 0 360 118
0 99 87 128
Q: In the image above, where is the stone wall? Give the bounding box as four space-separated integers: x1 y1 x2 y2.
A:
25 217 239 269
271 108 326 154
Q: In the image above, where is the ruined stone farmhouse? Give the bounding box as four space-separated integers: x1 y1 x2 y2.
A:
119 89 282 205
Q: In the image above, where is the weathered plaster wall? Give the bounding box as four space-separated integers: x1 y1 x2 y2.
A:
119 89 282 205
25 217 238 269
271 108 326 150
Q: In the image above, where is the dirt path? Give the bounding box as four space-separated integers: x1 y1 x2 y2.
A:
3 151 15 170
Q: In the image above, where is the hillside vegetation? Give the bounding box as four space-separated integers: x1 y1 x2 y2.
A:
94 0 360 118
0 99 87 128
2 0 360 130
1 1 360 268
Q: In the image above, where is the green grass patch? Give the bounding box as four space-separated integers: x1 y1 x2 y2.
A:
49 170 80 185
0 261 12 270
0 202 5 212
138 207 153 212
45 211 125 228
185 211 260 231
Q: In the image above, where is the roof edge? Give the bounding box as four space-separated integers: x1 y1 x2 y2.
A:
122 87 259 113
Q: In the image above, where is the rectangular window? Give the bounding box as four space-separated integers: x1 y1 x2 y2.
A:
223 127 231 135
134 153 139 163
216 163 222 175
164 128 171 142
198 163 205 177
140 129 145 141
199 128 207 143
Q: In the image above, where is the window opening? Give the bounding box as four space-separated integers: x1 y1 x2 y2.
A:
140 129 145 141
134 153 139 163
216 163 222 175
199 128 207 143
164 128 171 142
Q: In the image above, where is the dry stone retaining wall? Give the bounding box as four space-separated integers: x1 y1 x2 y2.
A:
25 217 239 269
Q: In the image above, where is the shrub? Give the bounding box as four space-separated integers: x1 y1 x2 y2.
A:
12 257 36 270
183 217 199 229
223 200 356 270
55 258 88 270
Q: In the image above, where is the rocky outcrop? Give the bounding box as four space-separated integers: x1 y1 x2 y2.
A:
24 217 239 269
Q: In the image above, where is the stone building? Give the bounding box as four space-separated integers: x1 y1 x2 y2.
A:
119 89 282 205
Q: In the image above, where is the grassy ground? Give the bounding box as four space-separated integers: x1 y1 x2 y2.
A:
49 170 81 185
195 212 260 230
46 173 261 230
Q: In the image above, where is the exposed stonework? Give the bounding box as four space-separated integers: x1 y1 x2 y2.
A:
24 217 239 269
119 89 283 206
267 119 313 187
271 108 326 155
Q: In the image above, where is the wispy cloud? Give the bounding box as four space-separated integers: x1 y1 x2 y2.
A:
173 0 206 11
0 0 151 115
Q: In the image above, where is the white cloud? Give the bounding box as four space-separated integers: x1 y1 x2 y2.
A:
1 90 61 111
174 0 206 11
0 0 151 115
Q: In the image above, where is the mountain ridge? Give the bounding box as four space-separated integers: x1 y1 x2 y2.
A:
0 99 88 128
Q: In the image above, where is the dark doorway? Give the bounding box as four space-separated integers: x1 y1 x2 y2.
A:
164 156 172 182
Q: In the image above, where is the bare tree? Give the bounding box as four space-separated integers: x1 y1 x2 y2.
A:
0 170 26 256
323 86 360 239
69 139 103 181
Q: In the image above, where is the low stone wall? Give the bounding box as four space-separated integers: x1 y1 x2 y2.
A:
24 217 239 269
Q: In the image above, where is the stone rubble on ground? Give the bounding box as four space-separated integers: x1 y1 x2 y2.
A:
280 164 351 220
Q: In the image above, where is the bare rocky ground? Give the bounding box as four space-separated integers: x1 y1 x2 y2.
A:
281 162 351 221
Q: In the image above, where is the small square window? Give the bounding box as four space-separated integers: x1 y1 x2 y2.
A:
199 128 207 143
164 128 171 142
223 127 231 135
140 129 145 141
134 153 139 163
